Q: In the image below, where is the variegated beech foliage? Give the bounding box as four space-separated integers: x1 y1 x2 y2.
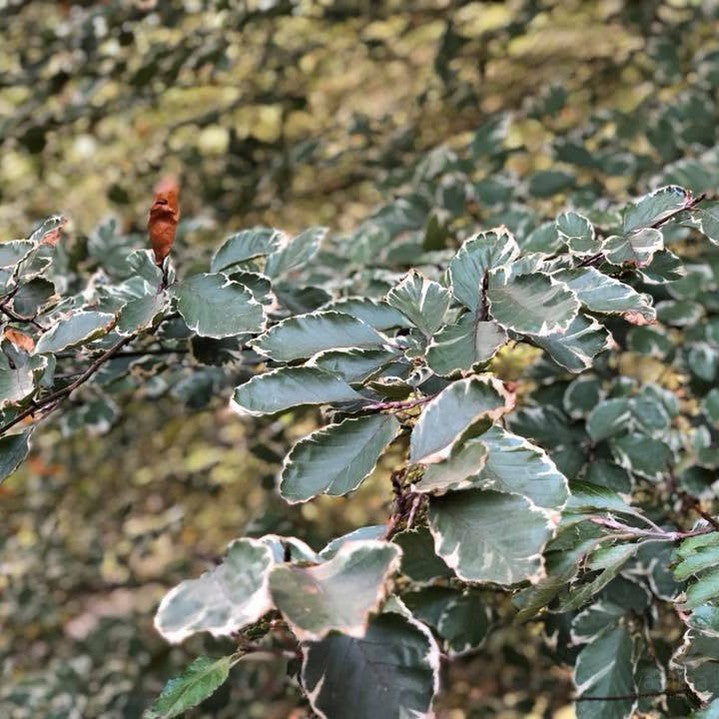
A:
3 153 719 718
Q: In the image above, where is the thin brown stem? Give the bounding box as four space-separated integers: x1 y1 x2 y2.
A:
365 394 435 412
0 304 46 331
0 334 134 436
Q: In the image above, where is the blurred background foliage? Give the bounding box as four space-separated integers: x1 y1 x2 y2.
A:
2 0 719 717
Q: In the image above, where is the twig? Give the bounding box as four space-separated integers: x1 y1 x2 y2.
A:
650 192 707 230
576 192 708 269
589 516 715 541
0 334 134 436
576 689 685 702
365 394 435 412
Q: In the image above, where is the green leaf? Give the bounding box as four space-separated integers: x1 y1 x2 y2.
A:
656 299 704 326
0 366 35 408
573 625 636 718
154 538 275 643
211 227 284 271
623 185 688 233
448 228 520 311
386 270 450 336
429 489 553 584
703 388 719 426
413 439 489 495
437 592 491 656
319 526 386 560
610 434 672 480
471 113 509 159
426 314 507 376
587 398 632 442
264 226 326 278
301 611 439 719
531 313 611 372
34 310 115 354
675 629 719 701
232 367 362 416
0 429 32 483
116 292 169 335
143 655 233 719
280 414 399 502
170 273 265 339
556 211 602 255
251 311 386 362
487 272 579 336
12 277 55 316
269 541 401 641
392 527 453 583
312 348 401 383
322 297 411 331
472 425 569 509
528 170 574 197
556 267 655 321
0 239 35 268
409 376 511 464
604 227 664 267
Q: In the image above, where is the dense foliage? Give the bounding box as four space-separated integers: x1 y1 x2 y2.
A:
4 1 719 718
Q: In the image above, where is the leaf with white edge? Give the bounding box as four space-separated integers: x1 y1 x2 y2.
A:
251 311 386 362
573 625 636 718
472 425 569 509
321 297 411 330
675 629 719 701
558 543 645 612
154 538 274 644
12 277 55 316
531 313 612 372
413 440 488 495
437 592 491 656
143 655 233 719
0 366 35 408
319 525 386 560
264 226 326 278
556 267 655 321
170 273 265 339
428 489 553 584
116 292 169 335
311 348 401 383
604 227 664 267
258 534 319 564
393 527 453 583
232 366 362 416
34 310 115 354
211 227 284 271
487 272 579 336
586 398 632 442
0 430 32 483
556 211 602 255
386 270 450 336
656 299 705 326
610 434 672 480
623 185 688 233
448 228 520 311
0 239 35 268
127 249 164 285
409 376 512 464
280 414 400 502
426 314 507 376
301 610 440 719
269 541 401 641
